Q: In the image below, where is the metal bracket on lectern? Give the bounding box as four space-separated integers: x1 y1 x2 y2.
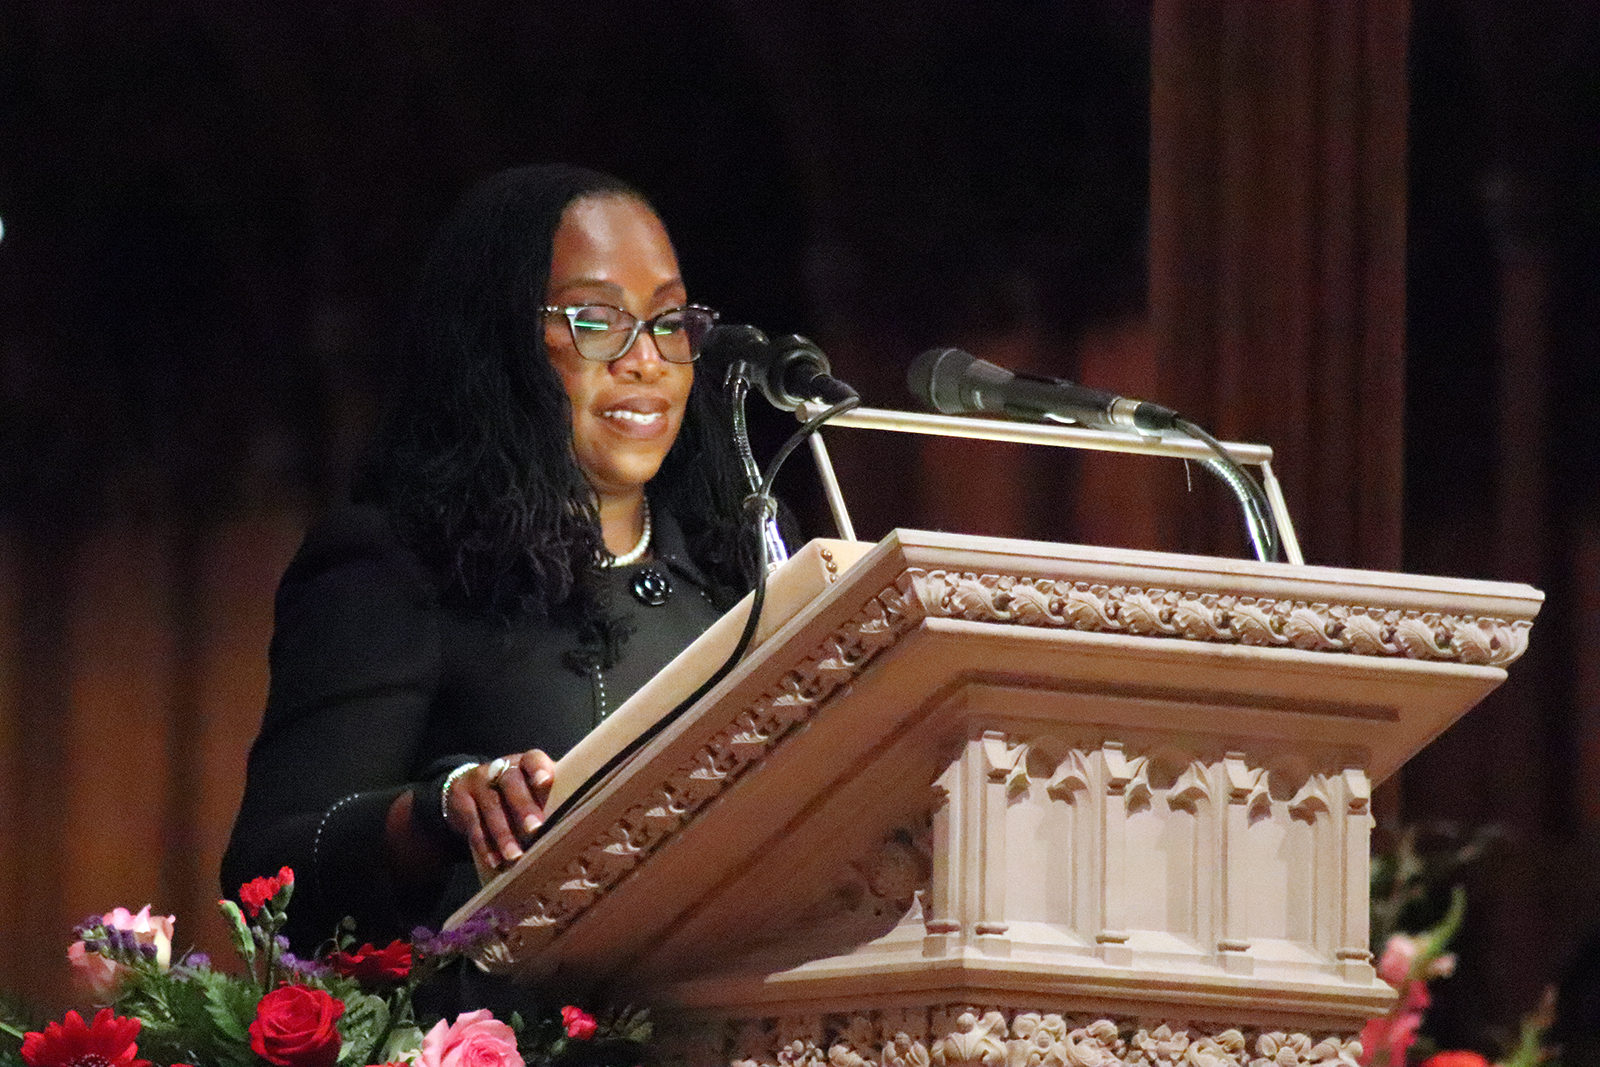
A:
796 403 1304 566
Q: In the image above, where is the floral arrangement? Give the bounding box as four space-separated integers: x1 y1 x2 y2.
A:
0 868 648 1067
1363 825 1556 1067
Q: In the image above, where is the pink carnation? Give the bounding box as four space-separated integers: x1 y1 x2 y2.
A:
1359 986 1429 1067
419 1009 524 1067
67 906 176 1000
1374 933 1456 987
1359 935 1456 1067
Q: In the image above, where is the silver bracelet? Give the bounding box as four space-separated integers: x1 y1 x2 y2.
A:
440 762 479 820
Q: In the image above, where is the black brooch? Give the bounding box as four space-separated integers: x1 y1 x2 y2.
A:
630 567 672 607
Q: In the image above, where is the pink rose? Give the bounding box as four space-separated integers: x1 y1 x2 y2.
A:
419 1009 523 1067
67 906 176 999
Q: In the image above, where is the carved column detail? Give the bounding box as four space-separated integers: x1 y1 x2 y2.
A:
976 731 1013 941
1336 769 1375 982
922 759 960 943
1219 753 1268 971
1097 741 1146 964
923 733 1015 950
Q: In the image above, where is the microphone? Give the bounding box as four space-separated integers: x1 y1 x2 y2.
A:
701 323 772 382
907 347 1178 433
702 325 859 411
758 334 859 411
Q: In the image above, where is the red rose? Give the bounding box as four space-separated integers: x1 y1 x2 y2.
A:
240 866 295 917
328 940 412 983
560 1006 597 1041
249 985 344 1067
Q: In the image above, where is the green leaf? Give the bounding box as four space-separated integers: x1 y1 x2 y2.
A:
1407 883 1467 983
336 991 391 1065
375 1022 426 1065
202 971 261 1045
1501 986 1557 1067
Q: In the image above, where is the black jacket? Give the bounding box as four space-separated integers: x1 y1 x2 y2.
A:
221 503 726 953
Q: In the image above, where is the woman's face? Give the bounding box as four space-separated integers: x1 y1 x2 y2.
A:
544 194 694 502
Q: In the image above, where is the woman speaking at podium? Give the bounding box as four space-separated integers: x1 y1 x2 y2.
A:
222 165 760 988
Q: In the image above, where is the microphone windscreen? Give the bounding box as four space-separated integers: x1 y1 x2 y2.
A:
907 347 979 413
699 324 769 373
764 335 831 411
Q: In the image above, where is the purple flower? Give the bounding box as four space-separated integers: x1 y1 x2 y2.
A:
279 952 332 979
411 908 509 957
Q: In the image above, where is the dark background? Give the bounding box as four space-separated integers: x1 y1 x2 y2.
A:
1 0 1597 1053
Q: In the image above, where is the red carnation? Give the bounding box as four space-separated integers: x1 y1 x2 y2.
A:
560 1006 597 1041
249 984 344 1067
21 1008 151 1067
328 940 412 983
239 866 295 917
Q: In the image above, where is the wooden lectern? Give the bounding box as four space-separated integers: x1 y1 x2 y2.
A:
451 531 1541 1066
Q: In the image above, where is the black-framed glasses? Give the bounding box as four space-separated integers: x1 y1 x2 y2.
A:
542 304 718 364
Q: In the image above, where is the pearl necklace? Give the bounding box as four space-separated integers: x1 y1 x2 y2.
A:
604 499 652 567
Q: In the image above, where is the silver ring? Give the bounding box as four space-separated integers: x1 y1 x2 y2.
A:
486 757 513 788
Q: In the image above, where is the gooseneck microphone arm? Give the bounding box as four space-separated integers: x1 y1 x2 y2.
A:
703 324 792 567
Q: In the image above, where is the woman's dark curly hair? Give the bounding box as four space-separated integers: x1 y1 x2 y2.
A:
354 164 755 643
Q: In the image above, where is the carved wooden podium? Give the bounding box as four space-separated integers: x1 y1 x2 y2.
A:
452 531 1540 1067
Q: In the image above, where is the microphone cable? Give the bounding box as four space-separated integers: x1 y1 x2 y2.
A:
528 391 862 843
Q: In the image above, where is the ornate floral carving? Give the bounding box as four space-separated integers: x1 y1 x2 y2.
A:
931 1010 1008 1067
677 1009 1362 1067
905 570 1531 667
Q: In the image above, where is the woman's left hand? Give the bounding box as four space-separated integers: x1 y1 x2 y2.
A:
445 748 557 873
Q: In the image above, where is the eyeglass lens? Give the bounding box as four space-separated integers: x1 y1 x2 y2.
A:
566 305 714 363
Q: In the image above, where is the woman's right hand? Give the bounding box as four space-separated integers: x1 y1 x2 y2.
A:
444 749 557 874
